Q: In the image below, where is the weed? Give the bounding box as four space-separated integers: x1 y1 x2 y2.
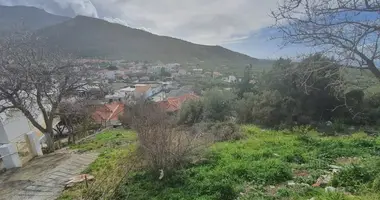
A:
331 165 372 193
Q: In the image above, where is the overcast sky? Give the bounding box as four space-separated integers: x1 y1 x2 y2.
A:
0 0 299 59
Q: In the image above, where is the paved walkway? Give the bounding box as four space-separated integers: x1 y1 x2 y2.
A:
0 150 99 200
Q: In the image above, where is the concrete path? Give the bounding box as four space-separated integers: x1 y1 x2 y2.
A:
0 150 98 200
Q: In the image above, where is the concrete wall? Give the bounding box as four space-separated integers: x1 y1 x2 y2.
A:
0 111 33 144
0 121 9 144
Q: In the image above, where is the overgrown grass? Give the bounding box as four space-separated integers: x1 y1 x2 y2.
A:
114 126 380 200
59 129 137 200
70 130 137 152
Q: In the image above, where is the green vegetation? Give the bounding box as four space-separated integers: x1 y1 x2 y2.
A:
59 130 137 200
114 126 380 200
182 55 380 130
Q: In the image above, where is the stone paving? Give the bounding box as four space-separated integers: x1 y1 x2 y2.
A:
0 150 99 200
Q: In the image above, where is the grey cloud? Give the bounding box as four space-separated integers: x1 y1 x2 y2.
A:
0 0 98 17
0 0 279 45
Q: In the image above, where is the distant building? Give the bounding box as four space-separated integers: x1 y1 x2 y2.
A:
213 72 222 78
139 76 150 82
134 84 152 99
178 69 187 75
105 86 135 103
167 86 193 98
157 93 199 113
223 75 237 83
192 68 203 74
91 102 124 127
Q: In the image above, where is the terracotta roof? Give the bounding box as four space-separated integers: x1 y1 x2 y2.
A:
92 102 124 124
158 93 199 112
135 85 151 93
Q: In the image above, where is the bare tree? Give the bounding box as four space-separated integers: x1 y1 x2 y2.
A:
122 101 211 173
56 98 97 145
272 0 380 79
0 32 92 152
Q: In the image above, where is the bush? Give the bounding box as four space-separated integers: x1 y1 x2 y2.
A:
249 90 289 126
127 102 209 173
194 122 244 142
242 55 364 127
178 99 204 125
203 89 236 122
236 93 256 124
331 165 372 193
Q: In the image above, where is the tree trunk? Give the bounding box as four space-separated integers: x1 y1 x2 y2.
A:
367 61 380 81
44 132 55 153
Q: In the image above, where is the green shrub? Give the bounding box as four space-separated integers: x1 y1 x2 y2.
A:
178 99 204 125
332 165 372 193
319 192 351 200
203 89 236 122
210 122 244 142
236 93 256 124
372 176 380 191
276 188 291 197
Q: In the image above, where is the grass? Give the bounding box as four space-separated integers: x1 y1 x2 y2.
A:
58 129 137 200
113 126 380 200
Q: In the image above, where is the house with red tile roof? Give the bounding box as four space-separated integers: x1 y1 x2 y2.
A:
157 93 199 113
91 102 125 127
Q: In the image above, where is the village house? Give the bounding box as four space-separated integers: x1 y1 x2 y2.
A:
157 93 199 113
223 75 237 83
91 102 124 127
105 86 136 103
192 68 204 74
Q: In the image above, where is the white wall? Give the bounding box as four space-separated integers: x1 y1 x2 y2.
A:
0 111 33 143
0 122 9 144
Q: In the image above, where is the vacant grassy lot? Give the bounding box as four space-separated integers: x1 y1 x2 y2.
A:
59 129 137 200
114 126 380 200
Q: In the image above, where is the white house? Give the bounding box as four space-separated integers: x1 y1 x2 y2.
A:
105 86 136 103
223 75 237 83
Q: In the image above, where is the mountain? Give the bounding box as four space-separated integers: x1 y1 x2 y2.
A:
0 5 69 35
37 16 259 69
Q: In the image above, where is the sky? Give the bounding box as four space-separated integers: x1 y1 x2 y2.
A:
0 0 301 59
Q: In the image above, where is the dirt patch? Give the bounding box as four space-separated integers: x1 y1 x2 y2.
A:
293 169 310 177
335 157 361 166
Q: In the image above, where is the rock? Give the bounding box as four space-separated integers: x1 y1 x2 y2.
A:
273 153 280 157
329 165 342 170
159 169 164 180
65 174 94 188
325 186 336 193
326 121 333 127
312 174 332 187
329 165 342 173
287 181 296 186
